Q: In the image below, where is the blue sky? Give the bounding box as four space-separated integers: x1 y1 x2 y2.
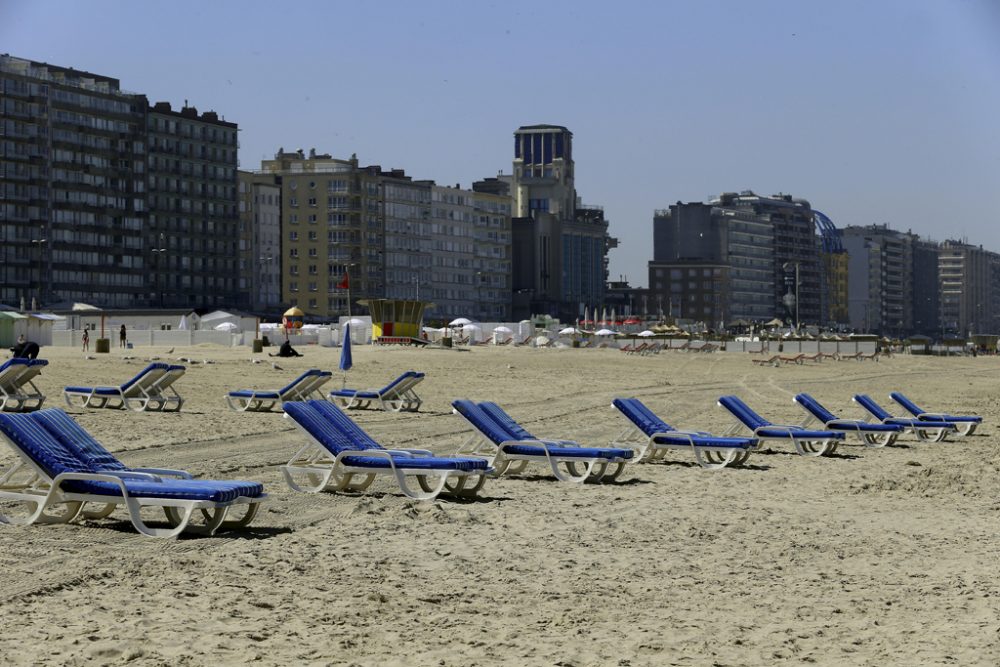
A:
4 0 999 286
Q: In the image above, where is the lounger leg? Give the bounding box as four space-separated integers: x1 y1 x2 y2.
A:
125 498 191 538
281 466 336 493
396 472 448 500
82 502 118 520
551 459 596 483
694 449 739 469
221 502 261 529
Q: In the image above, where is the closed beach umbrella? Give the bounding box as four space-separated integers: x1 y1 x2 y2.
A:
340 324 353 371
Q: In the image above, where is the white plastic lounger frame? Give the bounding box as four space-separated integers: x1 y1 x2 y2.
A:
0 360 47 412
280 403 490 500
0 443 262 539
451 400 633 483
610 400 757 469
64 365 185 412
328 372 424 412
225 369 331 412
717 396 844 457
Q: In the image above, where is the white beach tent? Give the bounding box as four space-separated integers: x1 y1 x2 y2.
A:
449 317 474 327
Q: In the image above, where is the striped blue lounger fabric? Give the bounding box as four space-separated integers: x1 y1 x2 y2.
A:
611 397 758 468
717 395 844 457
889 392 982 437
64 362 186 412
282 399 492 500
0 409 265 538
328 370 424 412
852 394 958 442
793 393 904 447
0 358 47 412
226 368 332 411
452 399 634 482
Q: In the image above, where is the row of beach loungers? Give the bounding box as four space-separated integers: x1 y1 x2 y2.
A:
752 351 881 366
1 359 426 414
0 357 982 539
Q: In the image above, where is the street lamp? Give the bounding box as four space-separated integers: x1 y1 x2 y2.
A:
151 233 167 308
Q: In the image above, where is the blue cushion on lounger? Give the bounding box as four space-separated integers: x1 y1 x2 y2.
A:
755 427 844 440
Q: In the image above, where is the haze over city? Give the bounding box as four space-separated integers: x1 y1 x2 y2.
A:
2 0 999 286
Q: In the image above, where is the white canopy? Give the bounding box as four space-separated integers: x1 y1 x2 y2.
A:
558 327 578 335
637 330 656 337
595 328 618 336
450 317 474 326
347 318 367 327
493 326 513 334
214 321 238 331
462 323 482 331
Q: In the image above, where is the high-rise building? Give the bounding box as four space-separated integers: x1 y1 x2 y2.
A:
911 239 940 336
146 102 239 308
507 125 615 321
1 54 147 308
237 171 281 312
0 54 239 310
260 150 383 318
648 191 827 328
937 240 999 336
842 224 916 336
261 149 512 321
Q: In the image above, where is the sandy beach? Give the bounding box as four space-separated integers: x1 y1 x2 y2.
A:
0 343 998 666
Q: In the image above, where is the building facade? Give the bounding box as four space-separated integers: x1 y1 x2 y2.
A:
146 102 239 308
937 240 999 336
0 54 239 310
507 125 615 321
237 171 282 312
1 54 147 308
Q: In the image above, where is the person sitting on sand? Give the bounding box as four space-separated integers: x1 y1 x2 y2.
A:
269 340 303 358
10 335 40 360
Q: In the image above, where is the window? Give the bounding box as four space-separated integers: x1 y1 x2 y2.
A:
308 197 317 207
290 214 298 224
308 214 317 224
289 231 298 241
290 197 298 207
290 281 298 291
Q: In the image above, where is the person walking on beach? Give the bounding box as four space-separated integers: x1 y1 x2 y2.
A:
81 329 90 352
119 324 127 349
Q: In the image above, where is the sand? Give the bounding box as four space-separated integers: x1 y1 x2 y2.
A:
0 343 998 666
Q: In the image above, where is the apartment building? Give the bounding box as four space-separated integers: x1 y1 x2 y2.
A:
146 102 239 308
1 54 147 308
0 54 240 310
237 171 281 311
937 240 999 336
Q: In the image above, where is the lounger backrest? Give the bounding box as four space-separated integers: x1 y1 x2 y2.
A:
853 394 891 420
31 408 127 471
718 395 770 429
477 402 534 441
307 399 383 451
278 369 323 396
0 411 92 478
612 398 674 436
888 392 923 417
452 399 510 445
0 358 31 388
794 394 838 424
381 371 424 396
283 401 370 455
120 363 171 392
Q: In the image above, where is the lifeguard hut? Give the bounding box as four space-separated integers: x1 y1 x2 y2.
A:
357 299 432 345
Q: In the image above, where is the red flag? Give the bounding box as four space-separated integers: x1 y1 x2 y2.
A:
336 273 350 290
